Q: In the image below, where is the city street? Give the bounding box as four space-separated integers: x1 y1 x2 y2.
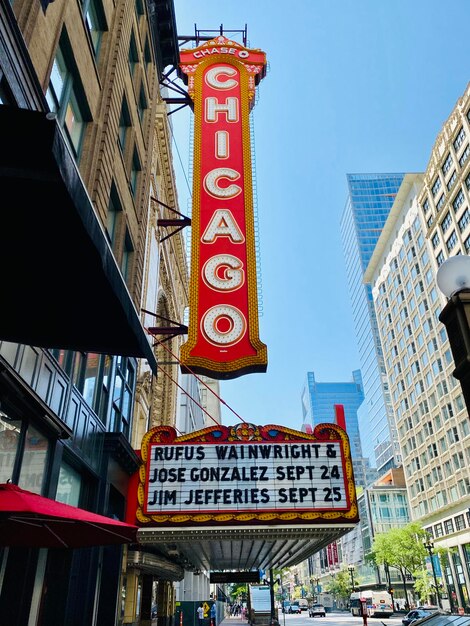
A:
272 612 404 626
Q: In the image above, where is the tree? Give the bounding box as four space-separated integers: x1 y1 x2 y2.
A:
413 569 436 604
228 582 248 603
324 568 354 604
369 522 427 610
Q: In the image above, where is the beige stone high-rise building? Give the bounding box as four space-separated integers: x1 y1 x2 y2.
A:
365 83 470 611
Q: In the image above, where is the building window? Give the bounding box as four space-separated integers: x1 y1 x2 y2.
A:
422 198 430 213
442 153 453 175
441 212 452 233
434 522 443 538
436 194 445 211
144 36 152 65
446 231 458 252
455 514 466 531
432 177 442 197
121 229 134 284
465 235 470 254
82 0 106 56
453 127 466 152
138 85 147 124
130 148 141 196
128 30 139 76
459 145 470 168
56 461 82 505
436 251 445 266
118 97 131 151
427 215 434 228
0 410 51 494
447 171 457 191
453 189 465 212
46 33 89 158
110 356 135 437
453 450 465 470
107 182 122 249
447 426 459 444
458 209 470 233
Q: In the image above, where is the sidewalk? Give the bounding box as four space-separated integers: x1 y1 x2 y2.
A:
220 616 248 626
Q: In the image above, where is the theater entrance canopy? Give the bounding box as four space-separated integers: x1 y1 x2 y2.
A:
130 423 359 571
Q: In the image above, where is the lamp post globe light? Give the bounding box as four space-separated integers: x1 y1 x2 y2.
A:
437 255 470 413
422 536 442 609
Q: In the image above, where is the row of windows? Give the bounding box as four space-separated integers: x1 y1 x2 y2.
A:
47 6 149 179
425 509 470 540
403 413 469 466
49 349 135 437
422 112 470 220
410 448 470 494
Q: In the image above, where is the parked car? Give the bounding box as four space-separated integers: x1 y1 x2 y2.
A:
289 603 301 614
402 608 438 625
308 604 326 618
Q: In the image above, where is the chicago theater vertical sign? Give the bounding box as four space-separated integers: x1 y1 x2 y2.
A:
179 37 268 379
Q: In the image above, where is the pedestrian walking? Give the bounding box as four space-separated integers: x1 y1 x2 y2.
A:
210 602 216 626
197 603 204 626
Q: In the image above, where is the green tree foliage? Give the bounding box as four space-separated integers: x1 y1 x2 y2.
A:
228 583 248 602
324 568 354 602
369 522 428 609
413 569 435 603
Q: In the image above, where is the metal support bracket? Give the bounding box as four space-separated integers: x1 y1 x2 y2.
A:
153 196 191 243
160 26 248 115
142 309 188 344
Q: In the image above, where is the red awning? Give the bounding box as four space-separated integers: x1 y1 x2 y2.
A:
0 483 138 548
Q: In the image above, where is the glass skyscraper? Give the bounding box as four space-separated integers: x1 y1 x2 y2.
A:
340 173 404 475
301 370 373 486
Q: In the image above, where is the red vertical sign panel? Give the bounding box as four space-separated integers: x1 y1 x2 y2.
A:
179 37 268 379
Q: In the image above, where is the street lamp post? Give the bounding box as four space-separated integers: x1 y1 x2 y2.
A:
436 255 470 412
423 537 442 609
310 577 320 602
348 566 356 593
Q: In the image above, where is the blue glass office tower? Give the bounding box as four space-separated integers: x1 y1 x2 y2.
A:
340 173 404 475
301 370 372 487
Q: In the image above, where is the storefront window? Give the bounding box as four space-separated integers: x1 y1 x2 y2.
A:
452 551 470 611
0 414 21 483
18 424 49 494
83 353 100 408
56 462 81 506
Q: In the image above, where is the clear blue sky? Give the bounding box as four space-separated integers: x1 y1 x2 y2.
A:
170 0 470 428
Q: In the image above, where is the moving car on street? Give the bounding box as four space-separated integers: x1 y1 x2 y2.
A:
402 607 439 625
308 604 326 618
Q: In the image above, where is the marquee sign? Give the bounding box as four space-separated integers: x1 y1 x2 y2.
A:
178 36 268 379
135 423 358 527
